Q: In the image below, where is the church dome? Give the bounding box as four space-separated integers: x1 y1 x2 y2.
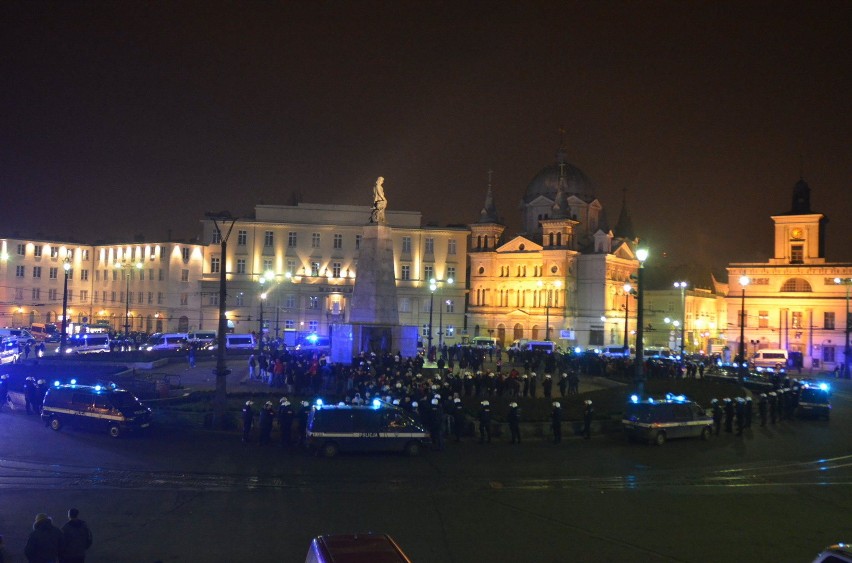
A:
524 151 596 203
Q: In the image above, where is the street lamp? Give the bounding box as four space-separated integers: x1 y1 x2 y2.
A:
428 277 453 361
258 277 268 352
834 277 852 378
622 282 632 353
59 258 71 354
634 248 649 393
674 281 688 359
537 279 563 341
115 260 143 337
738 275 750 381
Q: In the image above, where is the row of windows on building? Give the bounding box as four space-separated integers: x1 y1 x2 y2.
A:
738 310 844 330
13 288 181 306
212 230 458 256
10 244 91 260
205 292 456 315
208 257 457 282
471 288 562 308
12 266 187 283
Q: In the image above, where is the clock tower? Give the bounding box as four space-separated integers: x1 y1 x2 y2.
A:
769 178 827 265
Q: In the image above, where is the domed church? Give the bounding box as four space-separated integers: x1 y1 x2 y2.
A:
468 145 640 349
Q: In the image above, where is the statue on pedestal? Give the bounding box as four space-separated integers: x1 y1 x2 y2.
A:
370 176 387 224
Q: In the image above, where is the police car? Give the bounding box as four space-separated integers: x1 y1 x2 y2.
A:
306 400 430 457
41 383 152 438
622 393 713 446
797 380 831 420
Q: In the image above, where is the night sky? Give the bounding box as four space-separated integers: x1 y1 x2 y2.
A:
3 1 851 279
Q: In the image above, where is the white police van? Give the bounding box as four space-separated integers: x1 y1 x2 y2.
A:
63 333 111 354
622 393 713 445
306 401 431 457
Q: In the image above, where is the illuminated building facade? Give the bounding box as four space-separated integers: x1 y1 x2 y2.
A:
197 203 468 343
467 148 639 348
726 178 852 371
0 237 205 334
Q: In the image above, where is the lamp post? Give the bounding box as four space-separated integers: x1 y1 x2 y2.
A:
634 248 649 394
258 277 267 353
834 277 852 378
59 258 71 354
207 211 237 429
115 260 143 337
738 275 750 382
537 279 563 341
427 277 453 361
622 282 632 353
674 281 688 359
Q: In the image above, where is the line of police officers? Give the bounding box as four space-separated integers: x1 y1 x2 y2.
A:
235 371 598 449
710 378 807 436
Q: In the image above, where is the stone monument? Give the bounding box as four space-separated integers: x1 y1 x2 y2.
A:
339 176 408 360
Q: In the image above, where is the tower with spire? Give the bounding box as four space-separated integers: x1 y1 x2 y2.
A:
470 169 506 252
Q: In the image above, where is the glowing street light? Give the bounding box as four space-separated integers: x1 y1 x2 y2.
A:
537 279 563 341
738 275 750 381
634 248 649 393
115 260 144 337
673 281 688 358
59 258 71 354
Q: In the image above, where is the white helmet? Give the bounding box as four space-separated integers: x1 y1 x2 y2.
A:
553 402 561 408
411 401 419 408
431 398 439 405
481 401 490 406
584 400 592 405
280 397 289 404
245 400 254 406
509 402 518 408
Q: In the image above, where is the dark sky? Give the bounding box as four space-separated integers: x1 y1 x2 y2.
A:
3 1 851 278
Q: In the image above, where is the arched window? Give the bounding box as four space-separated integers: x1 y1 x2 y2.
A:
178 315 190 332
531 325 540 340
497 325 506 346
780 278 812 292
513 323 524 341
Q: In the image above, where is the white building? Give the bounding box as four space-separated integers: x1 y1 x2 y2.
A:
198 202 468 344
0 237 206 335
726 178 852 372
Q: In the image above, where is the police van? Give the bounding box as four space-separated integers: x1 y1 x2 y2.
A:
0 336 20 364
63 333 111 354
306 402 431 457
622 394 713 446
144 332 188 351
41 384 152 438
796 380 831 420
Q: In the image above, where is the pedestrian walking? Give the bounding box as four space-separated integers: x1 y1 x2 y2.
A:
744 396 753 428
248 355 257 381
723 398 734 433
507 402 521 444
278 397 294 446
241 400 255 443
258 401 274 445
60 508 93 563
0 374 9 413
429 398 444 450
582 400 594 439
542 374 552 398
187 346 196 369
758 393 768 426
25 513 63 563
551 401 562 444
478 400 491 444
24 376 38 415
711 399 722 436
769 392 777 424
452 397 465 442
